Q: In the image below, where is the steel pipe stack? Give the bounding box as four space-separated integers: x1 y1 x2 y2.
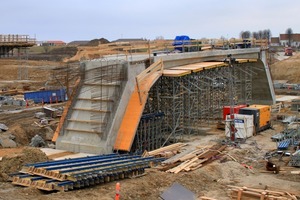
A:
11 153 163 191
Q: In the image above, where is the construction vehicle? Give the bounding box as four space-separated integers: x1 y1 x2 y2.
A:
239 104 271 134
284 47 293 56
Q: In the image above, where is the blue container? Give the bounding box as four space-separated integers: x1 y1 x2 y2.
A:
24 89 66 104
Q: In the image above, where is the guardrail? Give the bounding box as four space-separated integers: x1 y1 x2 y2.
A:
0 34 36 43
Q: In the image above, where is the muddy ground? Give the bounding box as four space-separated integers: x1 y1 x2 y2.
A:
0 124 299 199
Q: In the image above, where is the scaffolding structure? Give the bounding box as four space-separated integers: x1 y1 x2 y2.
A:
132 112 165 153
133 61 255 151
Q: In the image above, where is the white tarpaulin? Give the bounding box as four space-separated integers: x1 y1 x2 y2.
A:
225 114 254 139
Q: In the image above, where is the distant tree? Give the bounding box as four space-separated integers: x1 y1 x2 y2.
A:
286 28 293 46
252 32 259 39
258 30 263 39
265 29 272 41
240 31 251 39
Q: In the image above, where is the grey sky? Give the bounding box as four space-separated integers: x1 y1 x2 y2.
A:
1 0 299 42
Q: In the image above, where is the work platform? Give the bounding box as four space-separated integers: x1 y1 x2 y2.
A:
55 49 275 154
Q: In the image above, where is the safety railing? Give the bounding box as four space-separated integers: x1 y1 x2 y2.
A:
0 34 36 43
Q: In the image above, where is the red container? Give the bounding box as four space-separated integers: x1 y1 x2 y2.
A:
223 105 247 120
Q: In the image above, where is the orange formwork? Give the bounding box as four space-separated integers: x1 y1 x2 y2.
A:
114 72 161 151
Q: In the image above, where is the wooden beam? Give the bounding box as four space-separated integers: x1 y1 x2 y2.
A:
72 107 111 113
67 119 106 125
65 128 103 134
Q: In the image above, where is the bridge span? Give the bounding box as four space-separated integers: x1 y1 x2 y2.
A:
0 34 35 57
55 48 275 154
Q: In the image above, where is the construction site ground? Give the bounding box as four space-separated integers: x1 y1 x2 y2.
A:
0 49 299 199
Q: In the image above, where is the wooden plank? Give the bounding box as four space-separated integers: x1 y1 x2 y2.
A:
72 107 111 113
67 119 105 125
290 171 300 174
146 143 185 157
179 149 208 162
65 128 102 134
162 69 191 77
83 83 121 86
77 97 114 102
170 62 228 73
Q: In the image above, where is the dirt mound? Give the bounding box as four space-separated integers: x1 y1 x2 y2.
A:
270 52 300 83
85 38 110 46
7 123 49 146
0 147 48 181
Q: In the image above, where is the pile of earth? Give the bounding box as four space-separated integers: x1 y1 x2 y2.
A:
84 38 110 46
0 147 48 181
270 52 300 83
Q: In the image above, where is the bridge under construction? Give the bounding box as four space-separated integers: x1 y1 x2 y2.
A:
54 48 275 154
0 34 35 57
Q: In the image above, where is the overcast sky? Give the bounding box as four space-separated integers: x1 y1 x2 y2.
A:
1 0 299 42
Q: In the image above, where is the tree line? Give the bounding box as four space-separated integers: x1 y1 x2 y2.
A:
240 28 294 46
240 29 272 40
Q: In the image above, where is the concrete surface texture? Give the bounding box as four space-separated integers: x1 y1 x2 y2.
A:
56 48 275 154
56 59 145 154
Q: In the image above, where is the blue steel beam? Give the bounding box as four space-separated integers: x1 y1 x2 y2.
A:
43 155 140 171
25 153 119 167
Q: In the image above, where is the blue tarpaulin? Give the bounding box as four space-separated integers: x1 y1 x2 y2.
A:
173 35 191 51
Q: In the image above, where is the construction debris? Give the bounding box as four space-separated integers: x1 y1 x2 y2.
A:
289 150 300 167
0 123 8 131
265 161 280 174
29 135 46 147
228 185 298 200
34 112 46 119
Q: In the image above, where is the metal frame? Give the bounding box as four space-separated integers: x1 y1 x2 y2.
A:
138 62 253 147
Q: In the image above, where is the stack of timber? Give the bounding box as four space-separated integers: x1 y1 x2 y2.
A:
142 143 187 158
10 154 163 191
152 144 227 173
228 185 298 200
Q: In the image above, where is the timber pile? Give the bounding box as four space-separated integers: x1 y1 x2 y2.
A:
228 185 298 200
142 143 187 158
154 144 227 173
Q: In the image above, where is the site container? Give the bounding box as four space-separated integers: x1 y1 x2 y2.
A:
225 114 254 139
239 108 259 133
239 104 271 133
223 105 247 120
249 104 271 129
24 89 66 104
